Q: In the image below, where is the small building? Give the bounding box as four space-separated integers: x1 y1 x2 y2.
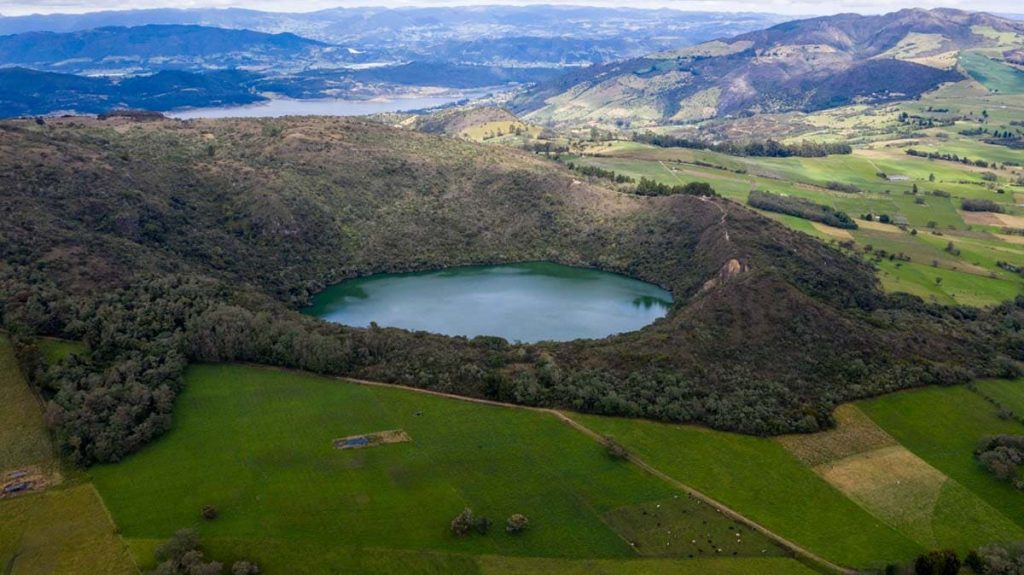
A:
887 175 910 182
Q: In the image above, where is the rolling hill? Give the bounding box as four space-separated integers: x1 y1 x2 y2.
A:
514 8 1024 127
0 7 788 67
0 24 363 75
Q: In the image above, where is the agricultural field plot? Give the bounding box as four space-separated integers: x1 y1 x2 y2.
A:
0 335 55 476
859 386 1024 533
567 136 1024 306
475 556 820 575
960 51 1024 94
602 496 782 558
0 335 136 575
780 405 1022 552
975 378 1024 414
569 413 922 569
89 363 807 574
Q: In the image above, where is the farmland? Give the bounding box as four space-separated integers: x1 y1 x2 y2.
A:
0 335 136 575
563 84 1024 306
88 363 813 575
4 336 1024 574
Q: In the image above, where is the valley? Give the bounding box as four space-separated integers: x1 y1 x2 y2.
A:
1 5 1024 575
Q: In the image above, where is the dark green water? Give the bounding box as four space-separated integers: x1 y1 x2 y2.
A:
304 262 673 343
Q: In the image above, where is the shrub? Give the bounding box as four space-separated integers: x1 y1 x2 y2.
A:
232 560 260 575
201 505 218 520
913 550 960 575
975 435 1024 484
506 513 530 534
974 541 1024 574
474 516 492 535
962 199 1005 213
604 435 629 460
450 508 475 537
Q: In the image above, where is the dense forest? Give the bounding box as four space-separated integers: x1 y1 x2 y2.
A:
1 116 1021 465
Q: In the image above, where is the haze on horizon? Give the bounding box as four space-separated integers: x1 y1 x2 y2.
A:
0 0 1021 18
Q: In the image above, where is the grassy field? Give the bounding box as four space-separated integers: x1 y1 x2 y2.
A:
975 378 1024 413
88 363 818 574
0 335 54 473
568 413 922 568
960 51 1024 94
0 335 136 575
859 386 1024 537
567 109 1024 307
0 484 136 575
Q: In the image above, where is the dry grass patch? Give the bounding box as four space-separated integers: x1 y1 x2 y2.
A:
960 211 1024 227
810 222 854 240
778 405 896 467
856 219 904 233
995 233 1024 245
817 446 946 547
0 484 136 575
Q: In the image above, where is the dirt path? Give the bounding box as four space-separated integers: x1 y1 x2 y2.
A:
658 161 731 243
332 372 853 574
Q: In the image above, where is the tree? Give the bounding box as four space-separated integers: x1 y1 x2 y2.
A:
975 541 1024 574
155 529 200 564
914 550 960 575
474 515 492 535
604 435 629 460
506 513 529 534
450 508 475 537
929 173 935 182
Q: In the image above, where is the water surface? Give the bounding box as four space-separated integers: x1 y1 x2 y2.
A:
305 262 672 343
170 92 488 119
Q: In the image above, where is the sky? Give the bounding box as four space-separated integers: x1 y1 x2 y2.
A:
0 0 1020 17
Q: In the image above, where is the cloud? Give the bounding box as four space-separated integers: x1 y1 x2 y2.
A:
0 0 1020 17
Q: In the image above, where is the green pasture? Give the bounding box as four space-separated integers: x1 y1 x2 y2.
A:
960 51 1024 95
568 414 922 568
89 364 794 573
975 378 1024 414
859 386 1024 531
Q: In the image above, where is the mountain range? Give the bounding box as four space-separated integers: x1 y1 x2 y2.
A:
0 7 788 68
514 8 1024 126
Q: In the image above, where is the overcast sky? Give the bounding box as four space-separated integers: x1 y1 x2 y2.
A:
0 0 1020 18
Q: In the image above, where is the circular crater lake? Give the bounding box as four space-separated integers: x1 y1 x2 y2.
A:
305 262 673 343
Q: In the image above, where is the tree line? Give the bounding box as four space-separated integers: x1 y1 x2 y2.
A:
747 190 857 229
633 132 852 157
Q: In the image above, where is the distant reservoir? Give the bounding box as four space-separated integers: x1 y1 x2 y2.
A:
169 91 489 119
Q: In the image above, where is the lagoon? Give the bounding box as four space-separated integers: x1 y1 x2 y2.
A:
305 262 672 343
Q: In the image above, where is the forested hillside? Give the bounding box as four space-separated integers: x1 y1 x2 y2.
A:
1 116 1020 465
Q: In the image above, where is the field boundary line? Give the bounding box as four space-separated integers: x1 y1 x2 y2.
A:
236 364 855 574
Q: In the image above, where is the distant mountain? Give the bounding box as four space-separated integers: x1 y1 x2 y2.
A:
513 8 1024 127
0 67 262 116
0 24 367 75
0 7 788 67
